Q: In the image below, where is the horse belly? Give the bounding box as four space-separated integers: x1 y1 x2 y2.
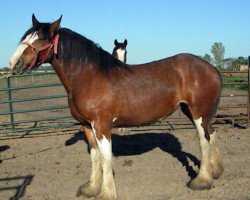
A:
117 90 179 126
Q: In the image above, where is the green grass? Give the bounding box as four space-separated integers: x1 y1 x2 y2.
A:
222 76 248 91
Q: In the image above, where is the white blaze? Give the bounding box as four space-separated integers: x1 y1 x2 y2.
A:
116 49 126 62
9 32 39 70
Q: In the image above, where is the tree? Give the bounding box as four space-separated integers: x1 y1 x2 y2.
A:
225 58 239 71
202 54 213 64
2 67 9 71
237 57 248 65
224 57 248 71
211 42 225 69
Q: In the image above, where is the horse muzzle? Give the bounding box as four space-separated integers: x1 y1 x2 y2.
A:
10 59 29 75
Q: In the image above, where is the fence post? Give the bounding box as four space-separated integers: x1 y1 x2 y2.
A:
7 77 14 130
248 56 250 128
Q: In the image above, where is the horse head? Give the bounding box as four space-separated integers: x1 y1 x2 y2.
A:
9 14 62 74
112 39 127 63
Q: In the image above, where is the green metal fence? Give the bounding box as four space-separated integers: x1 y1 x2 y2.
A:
0 72 79 135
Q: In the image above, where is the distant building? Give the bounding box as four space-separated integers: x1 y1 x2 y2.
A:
240 65 248 72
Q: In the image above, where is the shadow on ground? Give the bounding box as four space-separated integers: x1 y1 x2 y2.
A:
0 175 33 200
0 145 10 153
65 130 200 178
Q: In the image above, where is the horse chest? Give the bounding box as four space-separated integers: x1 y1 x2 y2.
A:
67 91 113 123
67 97 84 121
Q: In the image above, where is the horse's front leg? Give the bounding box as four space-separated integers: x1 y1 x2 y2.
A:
76 125 102 198
91 120 117 200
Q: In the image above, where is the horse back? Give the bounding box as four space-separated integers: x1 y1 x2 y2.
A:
111 54 221 126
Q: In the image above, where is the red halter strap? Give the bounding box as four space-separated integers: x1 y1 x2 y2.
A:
21 34 59 69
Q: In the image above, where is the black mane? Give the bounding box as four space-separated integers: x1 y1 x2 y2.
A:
58 28 128 72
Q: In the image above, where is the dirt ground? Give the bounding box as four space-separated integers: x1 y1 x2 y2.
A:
0 125 249 200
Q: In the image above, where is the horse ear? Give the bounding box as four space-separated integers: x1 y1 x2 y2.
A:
114 39 118 46
50 15 62 37
124 39 127 46
32 13 39 26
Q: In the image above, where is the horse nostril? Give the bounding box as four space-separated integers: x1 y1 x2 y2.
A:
16 59 23 67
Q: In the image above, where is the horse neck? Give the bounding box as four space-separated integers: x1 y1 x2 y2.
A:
51 58 102 96
50 32 123 93
51 59 71 94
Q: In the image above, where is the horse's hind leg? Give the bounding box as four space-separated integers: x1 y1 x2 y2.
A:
188 117 213 190
180 103 194 123
187 103 223 190
76 125 102 198
208 125 223 179
180 103 223 179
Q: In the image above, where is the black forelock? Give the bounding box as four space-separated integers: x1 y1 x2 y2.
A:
20 22 51 42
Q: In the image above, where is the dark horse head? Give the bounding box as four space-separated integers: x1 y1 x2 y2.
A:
9 14 62 74
112 39 127 63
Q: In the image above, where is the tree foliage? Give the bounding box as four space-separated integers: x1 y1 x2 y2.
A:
237 57 248 65
202 54 213 64
224 57 248 70
211 42 225 69
0 67 10 71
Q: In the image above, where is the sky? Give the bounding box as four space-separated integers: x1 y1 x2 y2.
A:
0 0 249 67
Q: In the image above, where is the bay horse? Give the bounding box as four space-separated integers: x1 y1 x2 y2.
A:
9 14 223 200
112 39 127 63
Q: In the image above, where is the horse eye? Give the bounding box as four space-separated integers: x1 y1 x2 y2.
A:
39 37 45 40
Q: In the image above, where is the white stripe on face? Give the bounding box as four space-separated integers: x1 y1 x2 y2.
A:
116 49 126 62
9 32 39 70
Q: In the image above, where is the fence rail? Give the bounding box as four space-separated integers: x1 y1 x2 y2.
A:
0 72 78 134
0 59 249 135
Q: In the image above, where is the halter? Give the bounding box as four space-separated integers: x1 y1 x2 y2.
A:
21 34 59 69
